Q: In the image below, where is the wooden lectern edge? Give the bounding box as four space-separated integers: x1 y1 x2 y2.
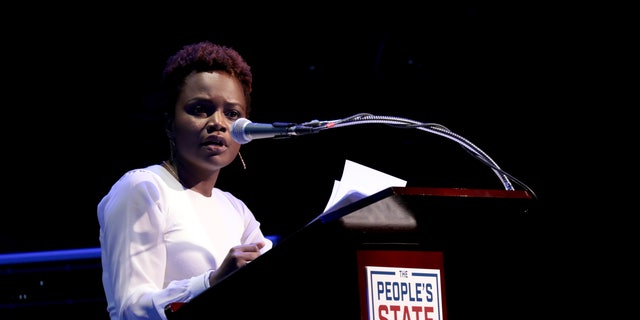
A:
316 186 533 226
391 186 533 199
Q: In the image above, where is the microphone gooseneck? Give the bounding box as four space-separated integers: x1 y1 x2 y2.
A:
229 114 535 195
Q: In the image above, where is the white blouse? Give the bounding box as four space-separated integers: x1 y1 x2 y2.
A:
98 164 272 319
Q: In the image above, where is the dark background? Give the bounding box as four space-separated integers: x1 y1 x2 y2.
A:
1 3 628 318
3 6 562 253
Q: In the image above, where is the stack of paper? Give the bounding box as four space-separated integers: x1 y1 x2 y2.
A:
323 160 407 213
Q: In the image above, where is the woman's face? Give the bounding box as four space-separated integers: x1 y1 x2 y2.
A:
171 71 246 173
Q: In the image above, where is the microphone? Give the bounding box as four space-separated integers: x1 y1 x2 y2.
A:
231 118 321 144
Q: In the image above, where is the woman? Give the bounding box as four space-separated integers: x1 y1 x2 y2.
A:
97 41 273 319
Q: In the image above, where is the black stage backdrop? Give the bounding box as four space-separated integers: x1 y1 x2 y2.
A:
3 13 558 253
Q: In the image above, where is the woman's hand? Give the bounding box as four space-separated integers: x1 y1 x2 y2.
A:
208 242 266 286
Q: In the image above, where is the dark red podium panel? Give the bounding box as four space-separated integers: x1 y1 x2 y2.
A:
357 250 447 320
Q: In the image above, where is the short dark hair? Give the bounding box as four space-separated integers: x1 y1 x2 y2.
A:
161 41 253 118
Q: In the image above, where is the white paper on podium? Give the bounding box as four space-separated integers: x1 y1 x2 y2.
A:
323 160 407 213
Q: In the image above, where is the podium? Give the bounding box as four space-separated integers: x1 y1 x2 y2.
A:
166 187 536 320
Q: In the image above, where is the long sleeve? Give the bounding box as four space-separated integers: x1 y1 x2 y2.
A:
98 168 212 319
98 165 272 319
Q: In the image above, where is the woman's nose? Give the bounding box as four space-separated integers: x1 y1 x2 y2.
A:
206 112 227 132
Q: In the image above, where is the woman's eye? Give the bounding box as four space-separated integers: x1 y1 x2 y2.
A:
193 105 206 114
225 110 241 119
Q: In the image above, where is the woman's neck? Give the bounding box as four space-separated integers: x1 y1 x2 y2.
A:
163 159 219 197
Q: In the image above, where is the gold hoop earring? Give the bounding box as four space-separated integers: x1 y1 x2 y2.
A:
238 152 247 170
